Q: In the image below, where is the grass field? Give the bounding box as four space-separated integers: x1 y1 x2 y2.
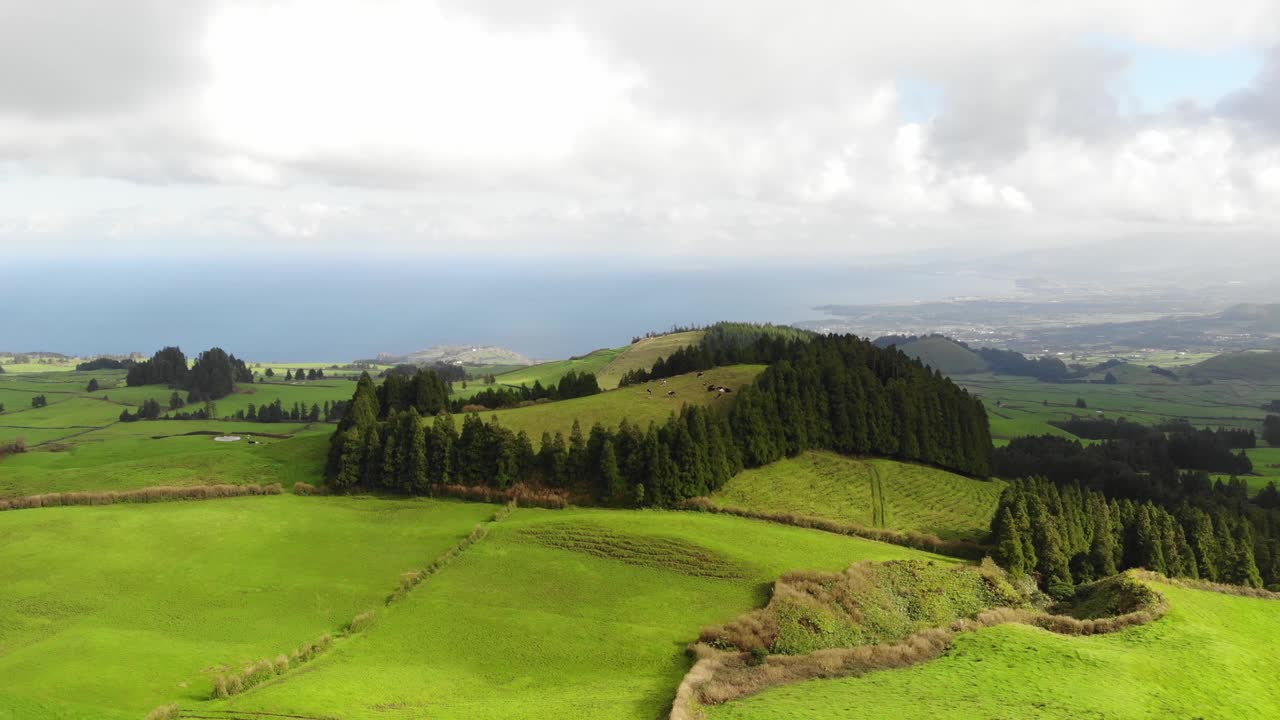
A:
956 372 1278 441
0 426 327 497
712 451 1006 541
0 495 496 720
708 578 1280 719
493 347 623 389
458 365 764 444
595 331 705 389
203 507 954 720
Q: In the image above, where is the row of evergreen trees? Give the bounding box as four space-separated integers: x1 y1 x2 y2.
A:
325 332 994 499
993 477 1271 596
453 370 601 411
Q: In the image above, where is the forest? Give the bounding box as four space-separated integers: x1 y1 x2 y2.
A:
324 331 994 503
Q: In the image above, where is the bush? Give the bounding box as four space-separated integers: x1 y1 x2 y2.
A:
292 482 322 496
144 703 179 720
345 610 376 635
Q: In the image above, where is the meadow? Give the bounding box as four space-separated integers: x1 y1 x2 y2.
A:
708 578 1280 719
203 507 954 720
0 495 495 720
712 451 1005 541
459 364 764 444
595 331 705 389
955 371 1279 442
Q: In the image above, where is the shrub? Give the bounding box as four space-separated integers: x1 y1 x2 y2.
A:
346 610 376 635
0 437 26 460
292 482 321 496
144 703 180 720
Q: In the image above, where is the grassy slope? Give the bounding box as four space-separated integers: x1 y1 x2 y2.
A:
210 507 956 720
0 496 495 720
459 365 763 444
710 579 1280 719
712 451 1005 541
492 347 623 389
896 336 988 375
1190 350 1280 382
0 426 326 497
595 331 705 389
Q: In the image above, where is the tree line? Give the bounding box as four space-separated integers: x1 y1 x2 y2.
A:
325 331 994 500
455 370 601 411
995 430 1252 492
1265 415 1280 446
993 477 1269 597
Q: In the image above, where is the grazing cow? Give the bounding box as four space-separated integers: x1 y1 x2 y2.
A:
646 388 652 395
667 391 676 396
697 372 704 377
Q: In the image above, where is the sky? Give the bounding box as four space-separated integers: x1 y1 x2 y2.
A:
2 0 1280 263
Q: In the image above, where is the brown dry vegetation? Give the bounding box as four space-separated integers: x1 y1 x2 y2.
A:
143 702 179 720
678 497 988 560
0 437 26 460
672 567 1169 719
0 483 283 512
291 481 323 496
211 633 333 699
436 483 569 508
386 521 494 605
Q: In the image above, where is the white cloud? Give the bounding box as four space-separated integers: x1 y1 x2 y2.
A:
0 0 1279 258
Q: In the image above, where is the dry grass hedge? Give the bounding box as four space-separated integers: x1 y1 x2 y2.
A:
387 521 494 605
0 437 26 460
677 497 988 560
211 633 333 699
0 483 283 512
144 703 179 720
436 483 568 509
291 481 324 496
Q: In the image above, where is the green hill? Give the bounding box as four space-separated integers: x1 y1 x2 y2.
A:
492 347 623 389
457 364 763 445
888 336 988 375
1189 350 1280 381
595 331 705 389
710 451 1005 541
709 577 1280 719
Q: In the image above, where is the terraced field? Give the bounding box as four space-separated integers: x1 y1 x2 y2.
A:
712 451 1005 541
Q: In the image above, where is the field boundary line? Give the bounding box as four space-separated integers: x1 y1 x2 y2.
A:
0 483 283 512
676 498 988 560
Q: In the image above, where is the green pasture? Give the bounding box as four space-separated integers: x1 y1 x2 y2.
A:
595 331 705 389
957 372 1277 441
492 347 623 389
0 495 495 720
207 506 953 720
710 578 1280 719
458 365 764 444
713 451 1005 541
0 424 325 497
